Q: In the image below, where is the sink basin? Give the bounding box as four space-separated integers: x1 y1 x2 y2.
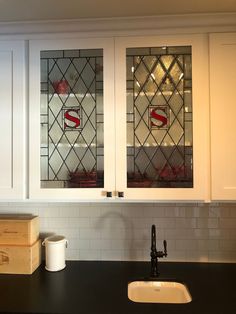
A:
128 280 192 304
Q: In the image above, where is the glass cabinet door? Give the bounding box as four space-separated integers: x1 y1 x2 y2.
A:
115 35 209 200
29 38 115 199
40 48 104 189
126 46 193 188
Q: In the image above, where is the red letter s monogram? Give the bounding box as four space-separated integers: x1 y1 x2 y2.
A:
64 109 80 129
150 108 168 128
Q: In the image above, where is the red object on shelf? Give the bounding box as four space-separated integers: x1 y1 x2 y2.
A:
159 165 186 180
53 79 69 94
68 171 103 188
127 172 152 188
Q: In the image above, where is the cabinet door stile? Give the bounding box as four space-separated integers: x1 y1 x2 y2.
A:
210 33 236 201
0 41 25 199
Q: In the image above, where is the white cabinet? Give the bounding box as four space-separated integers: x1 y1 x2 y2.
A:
29 38 115 200
0 41 25 199
210 33 236 200
115 35 210 201
29 35 210 201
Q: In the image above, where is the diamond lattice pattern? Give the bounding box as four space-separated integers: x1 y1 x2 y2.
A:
127 47 193 188
40 49 104 188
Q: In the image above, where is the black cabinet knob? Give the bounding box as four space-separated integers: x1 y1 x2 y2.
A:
106 191 112 198
118 191 124 198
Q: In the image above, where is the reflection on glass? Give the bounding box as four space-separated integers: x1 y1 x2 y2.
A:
40 49 104 188
126 46 193 188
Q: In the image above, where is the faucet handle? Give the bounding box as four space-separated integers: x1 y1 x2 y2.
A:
157 240 168 258
163 240 167 257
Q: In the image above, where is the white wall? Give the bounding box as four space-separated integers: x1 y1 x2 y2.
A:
0 202 235 263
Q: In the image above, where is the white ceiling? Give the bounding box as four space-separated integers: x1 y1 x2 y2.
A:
0 0 236 22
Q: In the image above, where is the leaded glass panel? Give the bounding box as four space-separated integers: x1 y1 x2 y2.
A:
40 49 104 188
127 46 193 188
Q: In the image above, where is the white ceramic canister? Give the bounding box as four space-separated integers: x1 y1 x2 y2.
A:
42 235 68 272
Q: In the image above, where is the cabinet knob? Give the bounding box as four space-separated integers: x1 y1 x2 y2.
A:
118 191 124 198
106 191 112 198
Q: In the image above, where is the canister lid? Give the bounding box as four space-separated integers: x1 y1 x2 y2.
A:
44 235 66 244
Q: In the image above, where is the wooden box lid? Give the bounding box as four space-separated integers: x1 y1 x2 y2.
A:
0 215 39 246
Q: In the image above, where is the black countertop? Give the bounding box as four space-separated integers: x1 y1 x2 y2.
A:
0 261 236 314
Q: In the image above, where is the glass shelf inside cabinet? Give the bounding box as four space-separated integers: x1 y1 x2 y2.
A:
126 46 193 188
40 49 104 189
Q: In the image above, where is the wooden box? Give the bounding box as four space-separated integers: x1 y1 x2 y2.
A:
0 215 39 245
0 239 41 274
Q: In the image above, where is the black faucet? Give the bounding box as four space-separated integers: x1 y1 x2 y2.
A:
150 224 167 278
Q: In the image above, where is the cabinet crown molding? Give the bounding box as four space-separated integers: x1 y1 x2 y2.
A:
0 13 236 36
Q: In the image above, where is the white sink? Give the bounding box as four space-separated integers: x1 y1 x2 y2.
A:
128 280 192 304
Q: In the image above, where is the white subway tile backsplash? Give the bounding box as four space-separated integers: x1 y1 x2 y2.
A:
176 239 198 251
68 217 90 228
197 218 219 229
209 207 221 217
120 206 144 218
76 239 91 250
194 229 209 239
132 217 154 228
219 218 236 229
0 202 235 263
100 228 125 240
40 207 59 217
59 228 79 237
79 249 101 260
197 240 219 251
209 229 230 239
66 249 79 260
79 206 101 217
59 207 79 217
229 206 236 217
123 249 145 261
219 240 236 251
79 228 101 239
163 207 177 217
90 239 111 250
209 251 236 263
111 239 136 250
153 217 176 229
186 251 209 262
229 229 236 238
166 251 187 261
100 205 123 217
165 228 196 239
101 249 124 261
191 206 209 218
144 207 165 217
50 217 69 228
176 218 197 228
